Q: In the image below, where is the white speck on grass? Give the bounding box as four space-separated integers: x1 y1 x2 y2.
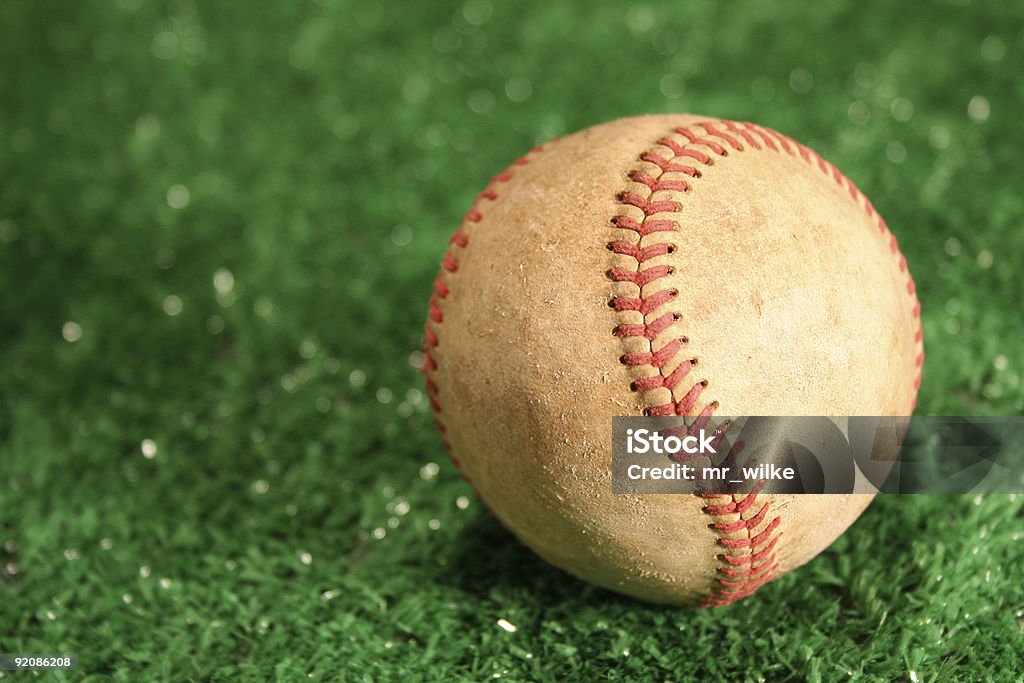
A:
391 224 412 246
332 115 359 140
213 268 234 293
496 618 517 633
64 549 80 560
425 123 451 146
626 5 656 35
163 295 183 316
216 290 236 307
349 369 366 388
252 479 269 494
456 496 470 509
929 126 950 149
876 74 898 99
463 0 492 25
376 387 393 404
848 101 870 125
659 74 684 99
135 113 161 139
254 297 273 317
152 30 178 59
968 95 990 121
159 578 171 589
505 76 532 102
428 519 441 530
789 67 813 93
141 439 157 459
300 552 312 566
166 184 190 209
944 237 961 256
62 321 82 342
372 527 386 539
468 89 495 114
994 355 1008 370
402 77 430 105
854 62 878 88
890 97 913 121
140 565 151 578
980 35 1005 61
977 250 993 269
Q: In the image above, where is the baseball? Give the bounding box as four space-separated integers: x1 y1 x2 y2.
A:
422 115 923 606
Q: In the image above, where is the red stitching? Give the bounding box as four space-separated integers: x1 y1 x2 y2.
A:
607 264 673 287
630 171 690 193
608 241 674 262
718 534 780 566
709 498 770 533
609 120 924 607
640 151 700 176
718 560 778 580
717 517 781 549
423 145 547 478
613 215 677 236
613 311 677 340
621 338 682 367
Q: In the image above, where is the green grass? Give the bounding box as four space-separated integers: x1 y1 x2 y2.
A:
2 0 1022 680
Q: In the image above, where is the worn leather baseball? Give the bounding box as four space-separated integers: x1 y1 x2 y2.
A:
422 115 923 606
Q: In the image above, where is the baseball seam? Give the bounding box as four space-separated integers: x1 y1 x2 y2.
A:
422 146 546 496
608 119 924 607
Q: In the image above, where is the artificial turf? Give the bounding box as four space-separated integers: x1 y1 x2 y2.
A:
2 0 1023 680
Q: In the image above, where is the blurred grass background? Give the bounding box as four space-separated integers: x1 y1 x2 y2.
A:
1 0 1022 680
